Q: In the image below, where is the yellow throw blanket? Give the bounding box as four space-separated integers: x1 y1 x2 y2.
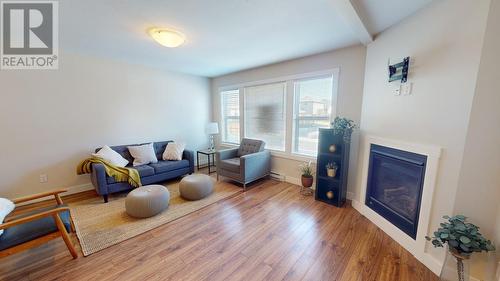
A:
77 157 142 188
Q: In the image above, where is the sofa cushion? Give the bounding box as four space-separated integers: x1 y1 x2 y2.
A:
92 145 129 167
220 157 240 173
96 144 136 166
0 205 71 251
128 143 158 167
154 141 173 160
162 142 186 161
106 165 155 184
0 198 15 236
238 138 265 156
150 160 189 174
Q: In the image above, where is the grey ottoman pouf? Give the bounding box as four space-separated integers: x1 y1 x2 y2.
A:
125 185 170 218
179 174 214 201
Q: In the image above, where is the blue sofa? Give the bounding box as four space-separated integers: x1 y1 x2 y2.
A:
91 141 194 202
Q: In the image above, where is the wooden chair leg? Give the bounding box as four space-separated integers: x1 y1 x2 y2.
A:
70 217 76 233
53 214 77 259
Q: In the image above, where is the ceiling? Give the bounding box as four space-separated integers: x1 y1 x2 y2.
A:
60 0 433 77
350 0 434 35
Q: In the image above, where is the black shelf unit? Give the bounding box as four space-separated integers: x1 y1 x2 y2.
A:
315 128 351 207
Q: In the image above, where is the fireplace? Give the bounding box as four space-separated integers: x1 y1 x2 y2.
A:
365 144 427 239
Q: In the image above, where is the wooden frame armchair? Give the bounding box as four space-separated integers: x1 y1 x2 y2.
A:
0 189 77 259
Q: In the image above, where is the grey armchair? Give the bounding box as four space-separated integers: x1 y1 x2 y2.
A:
216 138 271 190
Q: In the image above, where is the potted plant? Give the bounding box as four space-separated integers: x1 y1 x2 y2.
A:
331 116 357 143
325 162 338 178
299 161 314 196
426 215 495 281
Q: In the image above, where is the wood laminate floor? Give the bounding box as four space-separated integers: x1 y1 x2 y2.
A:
0 178 437 281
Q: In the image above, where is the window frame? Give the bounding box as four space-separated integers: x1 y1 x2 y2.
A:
292 74 337 157
218 68 339 160
220 89 241 145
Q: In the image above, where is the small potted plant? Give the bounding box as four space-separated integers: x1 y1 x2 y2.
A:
325 162 338 178
426 215 495 281
299 161 314 196
331 116 357 143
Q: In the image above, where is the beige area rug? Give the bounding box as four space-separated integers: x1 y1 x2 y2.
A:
69 180 241 256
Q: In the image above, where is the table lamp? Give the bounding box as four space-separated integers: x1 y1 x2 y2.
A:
205 122 219 151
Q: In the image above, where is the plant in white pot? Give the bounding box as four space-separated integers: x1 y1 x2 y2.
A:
325 162 338 178
426 215 495 281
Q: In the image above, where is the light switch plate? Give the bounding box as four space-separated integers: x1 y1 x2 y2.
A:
394 84 402 96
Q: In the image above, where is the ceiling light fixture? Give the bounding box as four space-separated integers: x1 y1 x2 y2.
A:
148 28 186 48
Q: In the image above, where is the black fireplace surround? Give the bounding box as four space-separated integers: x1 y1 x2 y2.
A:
365 144 427 239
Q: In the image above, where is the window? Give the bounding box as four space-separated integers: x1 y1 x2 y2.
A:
219 70 337 158
221 90 240 144
244 83 286 151
293 76 334 156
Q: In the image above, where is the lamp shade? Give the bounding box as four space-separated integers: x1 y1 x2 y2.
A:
148 28 186 48
206 122 219 135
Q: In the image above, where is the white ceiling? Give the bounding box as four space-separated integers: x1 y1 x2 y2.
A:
60 0 433 77
351 0 434 35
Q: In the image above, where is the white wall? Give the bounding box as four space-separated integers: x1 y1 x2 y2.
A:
0 52 211 199
211 45 366 189
453 0 500 278
354 0 490 269
454 0 500 244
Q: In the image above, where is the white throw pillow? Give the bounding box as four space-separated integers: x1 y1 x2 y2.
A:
163 142 186 161
92 145 129 167
0 198 15 236
128 143 158 166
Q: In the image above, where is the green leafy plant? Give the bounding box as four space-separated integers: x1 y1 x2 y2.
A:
426 215 495 257
325 162 338 170
299 161 313 177
331 117 357 132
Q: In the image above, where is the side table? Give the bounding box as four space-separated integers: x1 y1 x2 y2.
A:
196 149 217 174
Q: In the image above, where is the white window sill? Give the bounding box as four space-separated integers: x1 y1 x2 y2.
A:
270 151 316 163
219 143 316 163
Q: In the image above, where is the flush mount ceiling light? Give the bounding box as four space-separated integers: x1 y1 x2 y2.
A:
148 28 186 48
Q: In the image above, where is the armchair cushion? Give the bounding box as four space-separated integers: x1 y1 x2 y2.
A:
238 138 265 156
0 205 71 251
0 198 15 236
219 158 240 173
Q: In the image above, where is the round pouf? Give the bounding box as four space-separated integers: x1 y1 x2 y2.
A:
179 174 214 201
125 185 170 218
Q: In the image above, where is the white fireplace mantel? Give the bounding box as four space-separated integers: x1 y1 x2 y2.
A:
351 135 443 274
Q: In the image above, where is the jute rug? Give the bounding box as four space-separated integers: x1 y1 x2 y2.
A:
69 180 241 256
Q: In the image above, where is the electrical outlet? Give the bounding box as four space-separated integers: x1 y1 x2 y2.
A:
39 174 48 183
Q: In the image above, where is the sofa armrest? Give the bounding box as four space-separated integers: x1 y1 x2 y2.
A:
183 149 195 173
91 163 108 195
240 150 271 182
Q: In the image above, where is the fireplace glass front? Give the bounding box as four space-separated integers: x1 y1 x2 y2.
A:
365 144 427 239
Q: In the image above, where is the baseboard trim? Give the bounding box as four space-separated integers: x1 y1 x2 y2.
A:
284 176 301 186
346 191 355 200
